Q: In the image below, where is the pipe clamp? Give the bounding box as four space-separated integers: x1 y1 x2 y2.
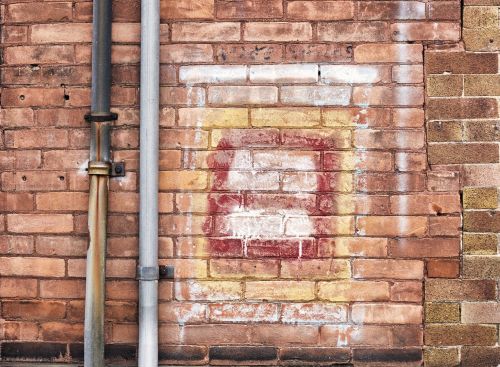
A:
88 161 111 176
137 266 160 281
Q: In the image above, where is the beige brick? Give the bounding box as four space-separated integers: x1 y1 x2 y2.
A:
179 65 247 84
244 22 312 41
209 86 278 105
158 171 208 190
463 6 499 28
425 303 460 323
246 281 315 301
463 187 498 209
251 108 320 127
178 108 248 128
249 64 318 83
427 75 463 97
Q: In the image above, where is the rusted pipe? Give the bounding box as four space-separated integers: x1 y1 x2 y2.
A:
84 0 114 365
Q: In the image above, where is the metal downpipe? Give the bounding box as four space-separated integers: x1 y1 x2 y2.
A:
84 0 113 365
138 0 160 365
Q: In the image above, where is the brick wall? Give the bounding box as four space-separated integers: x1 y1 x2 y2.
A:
0 0 497 366
423 0 500 365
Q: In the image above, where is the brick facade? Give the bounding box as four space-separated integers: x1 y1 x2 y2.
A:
0 0 499 365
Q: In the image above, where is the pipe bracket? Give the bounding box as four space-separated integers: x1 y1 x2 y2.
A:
85 112 118 122
88 161 111 176
137 266 160 281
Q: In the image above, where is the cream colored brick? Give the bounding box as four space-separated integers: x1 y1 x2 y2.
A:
246 281 315 301
178 108 248 127
249 64 318 83
251 108 320 127
159 171 208 190
179 65 247 84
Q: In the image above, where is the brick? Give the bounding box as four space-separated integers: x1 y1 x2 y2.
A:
281 260 351 280
427 75 463 97
216 43 283 63
427 259 460 278
429 216 461 237
246 239 316 259
182 324 250 344
0 278 37 298
321 65 391 84
160 44 213 63
159 302 206 323
357 216 427 237
463 6 498 28
246 193 316 214
253 150 320 170
425 279 497 301
2 25 28 43
175 281 242 301
425 324 497 346
245 281 315 301
250 64 318 83
464 211 500 232
462 164 500 187
209 346 277 363
159 171 207 191
4 45 75 65
355 44 422 63
323 151 391 171
318 22 389 42
0 257 65 277
41 322 83 342
211 128 279 148
1 88 65 107
286 43 352 63
172 22 239 41
318 237 387 258
179 108 248 128
0 235 34 255
209 86 278 105
427 121 462 142
426 51 499 74
353 259 424 279
353 86 424 106
426 302 460 323
281 303 348 324
323 108 390 127
463 187 498 209
429 2 461 20
463 256 500 279
31 23 91 43
210 259 279 279
427 171 460 192
393 65 423 84
354 130 424 149
392 22 460 41
211 171 279 191
462 302 500 323
463 28 500 51
462 347 500 367
353 348 422 363
2 301 66 320
463 233 498 255
318 280 390 301
0 193 34 212
251 108 320 127
209 303 279 323
287 1 354 20
389 238 460 258
36 192 88 211
250 325 318 345
7 214 73 234
5 2 73 23
107 281 138 301
352 304 422 324
429 143 499 164
179 65 246 84
464 120 500 141
465 75 500 96
358 1 425 19
318 194 390 215
158 345 207 363
424 347 460 367
280 347 350 363
281 86 351 106
390 194 461 215
0 342 66 360
160 0 214 19
391 281 422 302
216 0 282 18
244 22 312 41
160 130 208 149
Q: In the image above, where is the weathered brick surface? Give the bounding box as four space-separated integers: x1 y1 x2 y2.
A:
0 0 496 365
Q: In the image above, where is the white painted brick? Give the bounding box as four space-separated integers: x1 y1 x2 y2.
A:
180 65 247 84
281 86 351 106
250 64 318 83
208 86 278 105
320 65 390 84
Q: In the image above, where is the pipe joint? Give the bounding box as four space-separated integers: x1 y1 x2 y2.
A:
88 161 111 176
137 265 160 281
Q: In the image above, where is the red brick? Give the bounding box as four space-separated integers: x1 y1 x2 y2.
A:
217 0 282 18
353 86 424 106
41 322 83 342
159 302 207 323
285 43 352 63
318 22 389 42
427 259 460 278
216 43 284 63
355 44 423 63
2 301 66 320
0 235 34 255
356 173 425 193
175 281 242 301
245 22 312 42
172 22 240 42
281 259 350 279
7 214 73 233
392 22 460 41
358 1 425 20
425 52 498 74
250 325 318 345
182 325 250 345
40 279 85 299
429 216 461 236
351 304 422 324
391 281 422 302
0 321 39 341
6 2 73 23
427 98 498 120
1 88 65 107
0 193 34 212
318 237 387 258
160 0 214 20
353 259 424 279
281 303 348 323
390 194 461 215
354 130 424 149
318 280 390 301
0 278 38 298
36 236 87 257
2 26 28 43
107 280 138 301
429 1 461 20
210 259 278 279
357 215 428 236
287 1 354 20
0 257 65 277
389 238 460 258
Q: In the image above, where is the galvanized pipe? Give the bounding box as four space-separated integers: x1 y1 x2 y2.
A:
84 0 113 366
138 0 160 365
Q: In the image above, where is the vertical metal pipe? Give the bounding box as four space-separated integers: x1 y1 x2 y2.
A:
138 0 160 365
84 0 113 366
